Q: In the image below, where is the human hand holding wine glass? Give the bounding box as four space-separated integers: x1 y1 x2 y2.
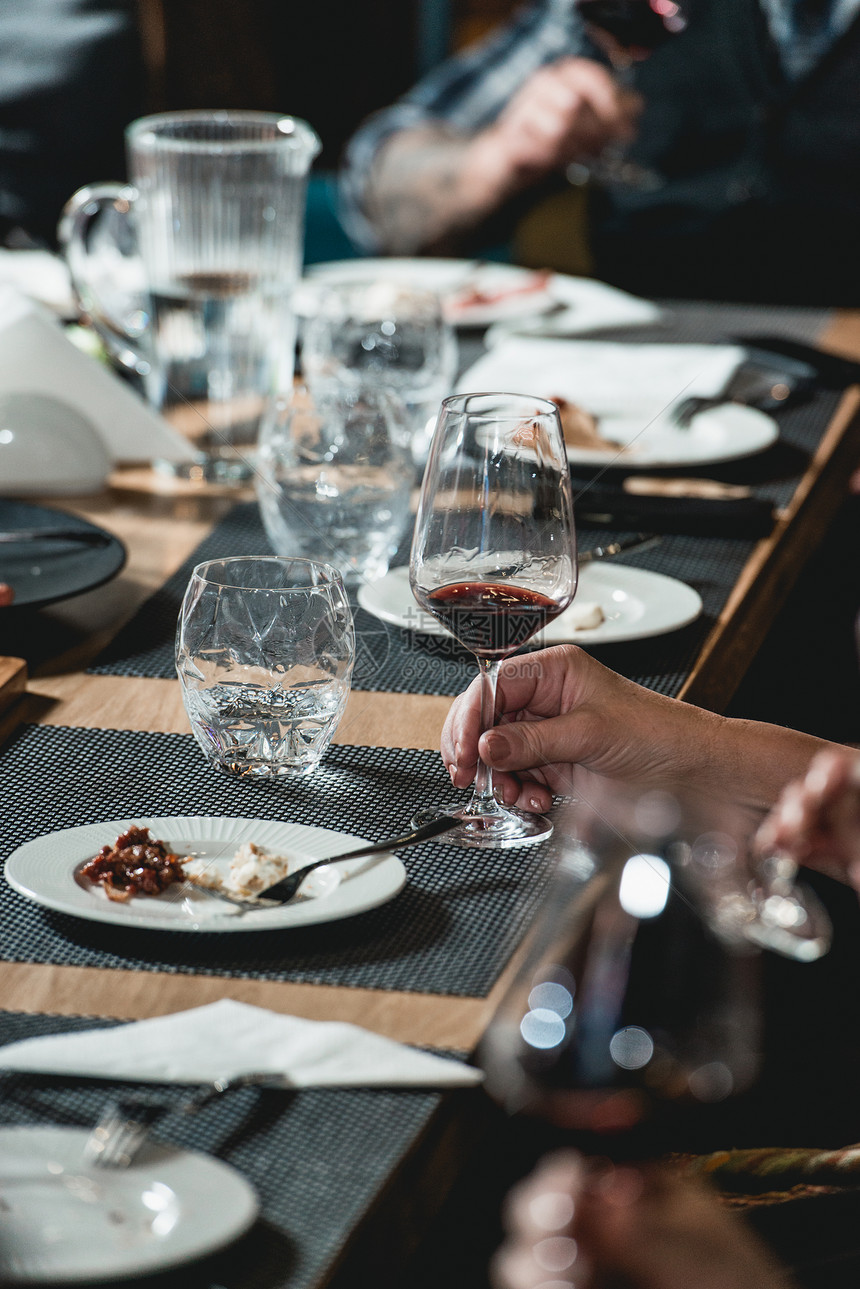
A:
410 392 577 849
566 0 688 191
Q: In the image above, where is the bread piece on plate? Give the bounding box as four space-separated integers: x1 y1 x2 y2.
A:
183 841 295 898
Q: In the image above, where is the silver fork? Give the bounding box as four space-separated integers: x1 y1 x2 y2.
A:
670 359 812 428
83 1071 293 1168
190 814 461 911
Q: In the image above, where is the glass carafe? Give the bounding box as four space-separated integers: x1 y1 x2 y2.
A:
59 110 321 484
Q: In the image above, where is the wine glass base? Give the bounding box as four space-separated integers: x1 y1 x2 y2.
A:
412 803 553 850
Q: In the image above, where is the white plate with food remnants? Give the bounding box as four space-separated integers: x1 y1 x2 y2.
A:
358 564 702 647
304 259 662 333
0 1125 258 1284
457 338 780 467
4 816 407 932
304 258 559 328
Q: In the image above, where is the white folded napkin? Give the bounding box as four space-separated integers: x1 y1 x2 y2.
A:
485 273 663 343
457 338 745 421
0 249 77 317
0 286 196 483
0 1000 484 1088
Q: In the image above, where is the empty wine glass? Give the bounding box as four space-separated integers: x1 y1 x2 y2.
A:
410 392 577 849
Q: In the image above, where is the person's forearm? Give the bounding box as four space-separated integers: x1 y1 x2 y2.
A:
689 709 845 815
362 125 525 255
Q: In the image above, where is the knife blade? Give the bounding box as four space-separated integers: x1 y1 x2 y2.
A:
0 528 113 545
579 533 661 563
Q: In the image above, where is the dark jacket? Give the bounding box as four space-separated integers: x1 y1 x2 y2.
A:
595 0 860 302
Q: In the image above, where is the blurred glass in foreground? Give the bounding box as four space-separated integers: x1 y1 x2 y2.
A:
480 784 831 1147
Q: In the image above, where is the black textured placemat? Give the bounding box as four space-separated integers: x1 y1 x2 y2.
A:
598 299 832 346
88 390 839 700
87 300 840 698
0 1008 466 1289
0 723 560 996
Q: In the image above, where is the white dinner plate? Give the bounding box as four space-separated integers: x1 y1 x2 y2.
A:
358 564 702 647
4 816 407 933
457 338 780 468
471 400 778 469
561 402 778 469
0 1126 258 1284
304 258 558 328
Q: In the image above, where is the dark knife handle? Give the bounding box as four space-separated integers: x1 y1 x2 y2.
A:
576 491 775 539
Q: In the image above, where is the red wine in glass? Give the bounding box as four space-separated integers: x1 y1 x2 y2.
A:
425 582 566 658
567 0 688 190
478 797 767 1161
479 788 831 1156
410 391 577 850
576 0 687 59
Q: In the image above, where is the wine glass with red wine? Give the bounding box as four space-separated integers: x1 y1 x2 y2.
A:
566 0 688 191
478 788 831 1157
409 391 577 849
479 837 763 1157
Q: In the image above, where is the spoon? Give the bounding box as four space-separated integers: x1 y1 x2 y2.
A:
189 814 462 910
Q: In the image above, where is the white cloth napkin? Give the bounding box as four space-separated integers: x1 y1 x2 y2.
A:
0 286 196 481
0 249 77 317
0 1000 485 1088
457 338 745 418
484 273 663 343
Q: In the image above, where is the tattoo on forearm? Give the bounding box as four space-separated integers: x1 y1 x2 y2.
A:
364 127 496 255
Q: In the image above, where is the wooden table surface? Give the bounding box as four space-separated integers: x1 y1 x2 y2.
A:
3 308 860 1043
2 309 860 1286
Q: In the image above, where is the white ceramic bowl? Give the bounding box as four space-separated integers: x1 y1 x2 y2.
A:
0 392 110 494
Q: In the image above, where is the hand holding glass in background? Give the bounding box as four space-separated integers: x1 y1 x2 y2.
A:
566 0 687 191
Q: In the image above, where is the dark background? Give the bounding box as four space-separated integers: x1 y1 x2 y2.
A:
136 0 519 167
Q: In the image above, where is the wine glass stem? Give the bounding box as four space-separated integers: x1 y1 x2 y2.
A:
466 656 502 817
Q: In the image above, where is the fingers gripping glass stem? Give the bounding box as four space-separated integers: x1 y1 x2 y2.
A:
410 391 577 849
471 657 501 817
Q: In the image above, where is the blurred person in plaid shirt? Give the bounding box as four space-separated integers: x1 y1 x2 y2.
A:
339 0 860 304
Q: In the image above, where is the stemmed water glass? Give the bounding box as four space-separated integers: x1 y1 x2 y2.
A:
409 392 577 849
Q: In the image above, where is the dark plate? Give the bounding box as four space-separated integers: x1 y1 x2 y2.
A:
0 499 126 610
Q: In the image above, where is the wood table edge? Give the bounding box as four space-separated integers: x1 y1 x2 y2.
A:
679 386 860 711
